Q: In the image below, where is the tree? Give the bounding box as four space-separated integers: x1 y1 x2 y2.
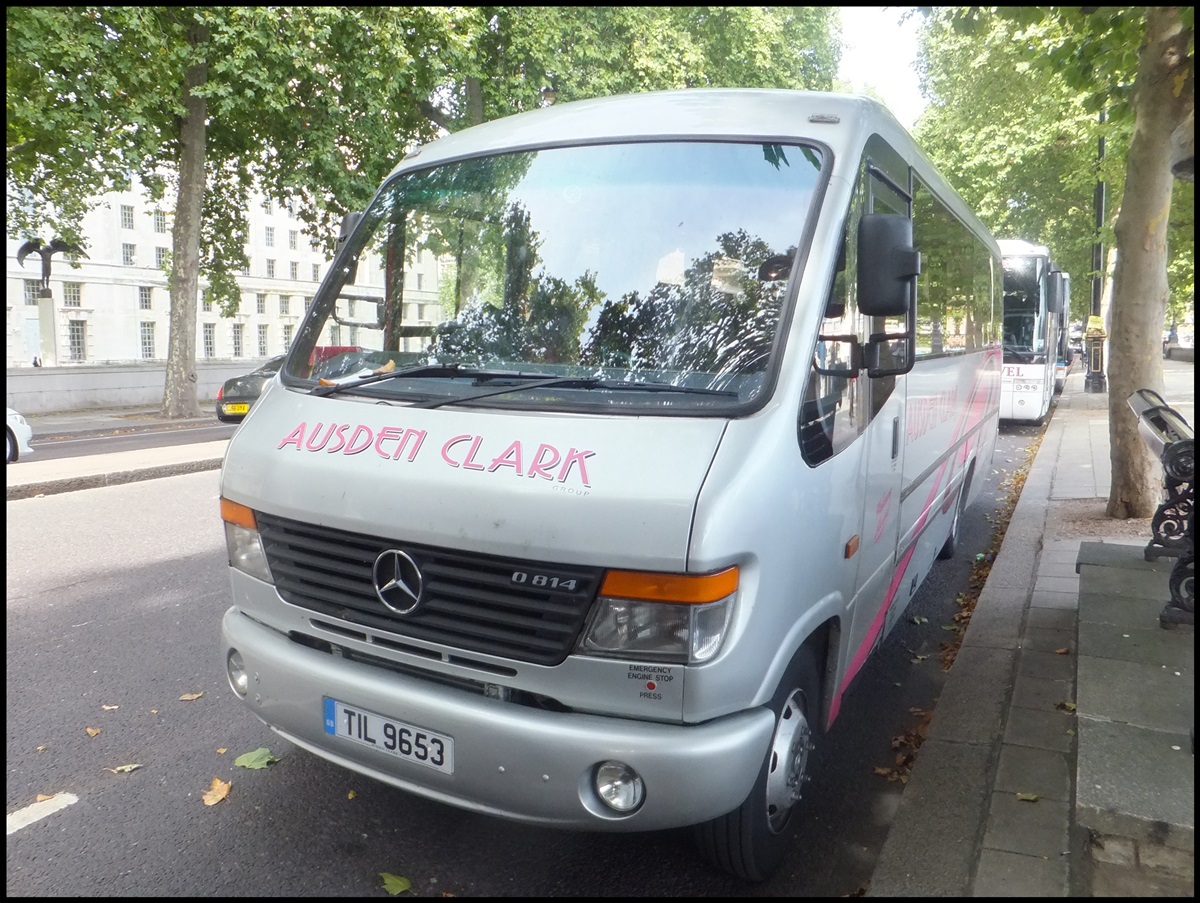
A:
8 7 839 418
915 6 1194 517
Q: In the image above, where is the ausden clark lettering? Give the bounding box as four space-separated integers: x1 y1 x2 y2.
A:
278 422 595 488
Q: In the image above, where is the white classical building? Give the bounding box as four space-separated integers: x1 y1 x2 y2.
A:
5 181 442 371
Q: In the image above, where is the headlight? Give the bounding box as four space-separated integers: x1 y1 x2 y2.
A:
220 498 274 584
577 567 737 664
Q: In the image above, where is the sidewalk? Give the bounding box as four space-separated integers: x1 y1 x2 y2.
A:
6 405 226 500
6 364 1195 896
871 358 1194 897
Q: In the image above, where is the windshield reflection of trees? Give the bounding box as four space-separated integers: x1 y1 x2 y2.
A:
419 197 794 394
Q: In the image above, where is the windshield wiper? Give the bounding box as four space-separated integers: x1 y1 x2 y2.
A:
310 363 540 397
414 377 740 410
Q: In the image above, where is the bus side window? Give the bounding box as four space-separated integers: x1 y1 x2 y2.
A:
800 235 862 465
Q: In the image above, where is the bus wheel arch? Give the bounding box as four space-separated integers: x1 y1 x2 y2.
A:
938 460 976 561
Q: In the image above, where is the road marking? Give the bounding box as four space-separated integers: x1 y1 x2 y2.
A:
6 792 79 835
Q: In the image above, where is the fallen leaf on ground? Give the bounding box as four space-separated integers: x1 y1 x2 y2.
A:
1056 701 1076 712
36 794 54 802
107 763 143 774
348 790 357 800
380 873 412 896
102 704 119 711
179 691 205 701
36 744 47 753
202 777 231 806
235 747 279 769
1016 792 1039 802
217 748 227 755
85 726 101 738
910 615 927 625
1055 647 1071 655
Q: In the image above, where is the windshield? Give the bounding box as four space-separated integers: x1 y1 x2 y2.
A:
284 140 824 413
1002 256 1048 364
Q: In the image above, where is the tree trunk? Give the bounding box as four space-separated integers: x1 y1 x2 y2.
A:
162 25 209 419
1105 6 1193 518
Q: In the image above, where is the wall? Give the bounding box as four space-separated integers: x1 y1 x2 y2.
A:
5 361 262 414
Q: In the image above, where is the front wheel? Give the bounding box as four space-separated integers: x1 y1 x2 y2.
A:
693 646 820 882
6 428 15 464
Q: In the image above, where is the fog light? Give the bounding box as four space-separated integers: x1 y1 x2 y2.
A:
594 761 645 813
227 649 249 697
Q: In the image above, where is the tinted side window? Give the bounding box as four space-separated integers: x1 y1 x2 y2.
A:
912 178 996 358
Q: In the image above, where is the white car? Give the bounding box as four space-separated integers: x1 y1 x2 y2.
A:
6 407 34 464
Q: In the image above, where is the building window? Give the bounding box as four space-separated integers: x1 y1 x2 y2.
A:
312 263 321 282
266 258 276 278
289 230 298 251
63 282 82 307
303 296 311 311
68 320 87 361
154 210 168 233
156 247 169 269
330 324 342 345
242 260 251 276
202 322 216 358
232 322 244 358
257 324 269 356
263 197 273 214
202 296 214 313
24 280 40 305
289 260 299 280
139 286 153 310
140 322 156 359
416 272 424 291
348 299 356 317
265 225 275 247
120 204 135 230
282 323 294 350
279 295 290 316
349 325 359 345
256 293 266 314
123 243 137 266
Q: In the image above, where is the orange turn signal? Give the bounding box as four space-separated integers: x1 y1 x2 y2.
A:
220 497 258 530
600 567 739 604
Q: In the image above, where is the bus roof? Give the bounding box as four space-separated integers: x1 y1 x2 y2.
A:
387 88 997 254
997 238 1052 259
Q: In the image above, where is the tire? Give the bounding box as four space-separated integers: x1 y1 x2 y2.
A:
6 428 15 464
693 646 820 882
938 466 974 560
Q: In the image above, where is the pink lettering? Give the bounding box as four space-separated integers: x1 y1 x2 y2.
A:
344 425 373 456
374 426 404 459
441 434 472 467
527 444 561 480
304 422 336 451
557 448 594 487
461 435 486 471
279 423 306 450
326 422 350 453
488 441 524 474
393 428 426 462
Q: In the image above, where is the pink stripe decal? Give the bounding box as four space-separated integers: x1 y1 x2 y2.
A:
829 350 1000 723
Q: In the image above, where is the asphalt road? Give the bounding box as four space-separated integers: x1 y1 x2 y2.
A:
29 421 237 460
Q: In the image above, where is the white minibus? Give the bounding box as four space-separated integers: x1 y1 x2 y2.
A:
219 89 1001 882
998 238 1067 421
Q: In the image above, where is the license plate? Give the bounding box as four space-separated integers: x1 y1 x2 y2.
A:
224 403 250 415
323 698 454 774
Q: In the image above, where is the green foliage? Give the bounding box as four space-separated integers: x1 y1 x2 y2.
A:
912 7 1193 323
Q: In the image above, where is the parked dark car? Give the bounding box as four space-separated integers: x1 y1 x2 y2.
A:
215 355 285 423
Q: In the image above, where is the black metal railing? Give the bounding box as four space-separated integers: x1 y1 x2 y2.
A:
1126 389 1194 626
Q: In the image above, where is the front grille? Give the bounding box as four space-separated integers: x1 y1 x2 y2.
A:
257 513 603 666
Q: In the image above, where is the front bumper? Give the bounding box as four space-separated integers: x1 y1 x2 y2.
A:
222 607 774 830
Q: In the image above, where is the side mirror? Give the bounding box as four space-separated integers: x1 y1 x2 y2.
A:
858 213 920 317
1047 271 1064 315
336 212 362 252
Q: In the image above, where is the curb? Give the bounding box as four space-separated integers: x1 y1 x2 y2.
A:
6 458 224 501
